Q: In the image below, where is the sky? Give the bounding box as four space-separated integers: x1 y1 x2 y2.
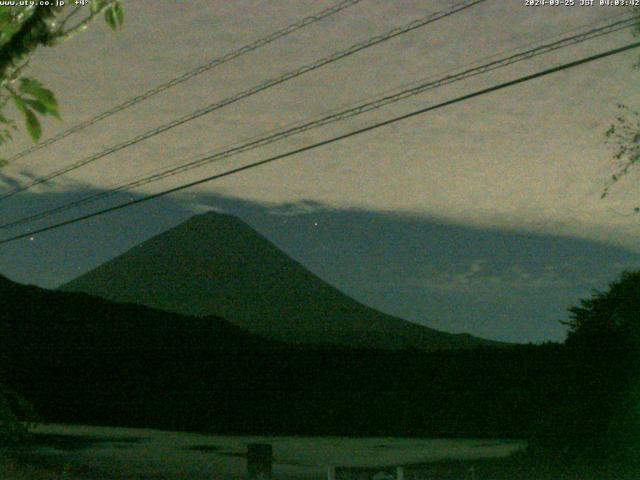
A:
0 0 639 343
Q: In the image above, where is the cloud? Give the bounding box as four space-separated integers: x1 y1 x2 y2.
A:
453 259 486 284
396 261 613 295
6 0 636 257
266 199 330 216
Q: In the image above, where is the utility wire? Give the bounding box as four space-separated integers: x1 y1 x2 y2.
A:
1 40 639 246
0 14 635 231
0 0 486 202
4 0 364 163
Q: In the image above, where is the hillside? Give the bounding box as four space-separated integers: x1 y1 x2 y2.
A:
0 273 277 431
0 273 557 437
61 212 498 351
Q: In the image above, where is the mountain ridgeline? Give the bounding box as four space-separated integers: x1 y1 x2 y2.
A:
61 212 497 351
0 274 561 437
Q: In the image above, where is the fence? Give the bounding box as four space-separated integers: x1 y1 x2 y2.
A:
327 463 476 480
246 443 478 480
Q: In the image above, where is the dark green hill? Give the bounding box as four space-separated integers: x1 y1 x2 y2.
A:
0 273 272 359
0 273 561 437
61 212 498 350
0 273 277 431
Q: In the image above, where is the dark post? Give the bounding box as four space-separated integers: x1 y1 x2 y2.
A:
247 443 273 480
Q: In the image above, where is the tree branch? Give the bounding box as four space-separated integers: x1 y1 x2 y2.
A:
51 1 118 45
0 6 56 82
55 5 82 34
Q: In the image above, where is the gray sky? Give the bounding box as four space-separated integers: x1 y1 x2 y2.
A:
1 0 639 342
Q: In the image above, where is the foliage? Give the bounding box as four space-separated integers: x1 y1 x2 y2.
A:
603 105 640 212
0 1 124 165
7 78 59 143
558 270 640 463
564 269 640 350
0 384 38 443
602 9 640 211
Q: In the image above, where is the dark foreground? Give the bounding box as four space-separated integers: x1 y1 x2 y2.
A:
2 447 639 480
1 424 638 480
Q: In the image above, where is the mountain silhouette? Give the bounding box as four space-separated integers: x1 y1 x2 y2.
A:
0 273 552 437
62 212 499 350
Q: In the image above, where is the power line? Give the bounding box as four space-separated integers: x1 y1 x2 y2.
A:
2 14 635 229
1 40 638 246
4 0 364 164
0 0 487 202
1 14 635 231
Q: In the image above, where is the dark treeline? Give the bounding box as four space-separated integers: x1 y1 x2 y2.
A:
1 272 637 468
0 275 562 438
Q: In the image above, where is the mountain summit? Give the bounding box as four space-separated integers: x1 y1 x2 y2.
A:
62 212 496 350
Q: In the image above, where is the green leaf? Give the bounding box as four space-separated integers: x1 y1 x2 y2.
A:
104 2 123 30
19 78 58 110
105 7 117 30
91 0 107 14
114 2 124 26
24 109 41 142
0 9 12 29
24 99 47 114
19 77 45 94
23 98 60 119
12 94 27 115
38 89 57 111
